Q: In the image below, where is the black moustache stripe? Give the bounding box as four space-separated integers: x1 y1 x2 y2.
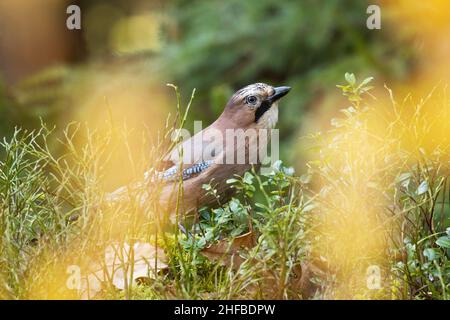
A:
255 100 272 122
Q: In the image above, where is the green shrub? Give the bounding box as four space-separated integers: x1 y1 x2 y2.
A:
0 77 448 300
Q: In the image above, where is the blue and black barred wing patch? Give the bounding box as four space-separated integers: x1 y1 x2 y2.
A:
159 160 214 182
106 160 214 203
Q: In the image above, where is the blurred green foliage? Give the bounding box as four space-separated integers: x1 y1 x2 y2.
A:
0 0 414 165
163 0 413 141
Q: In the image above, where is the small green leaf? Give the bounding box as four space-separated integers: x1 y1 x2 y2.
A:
417 180 428 195
345 72 356 85
359 77 374 88
229 199 240 213
272 160 283 171
423 248 437 261
360 86 374 93
243 172 254 185
283 166 295 176
397 172 412 183
436 236 450 248
302 203 316 212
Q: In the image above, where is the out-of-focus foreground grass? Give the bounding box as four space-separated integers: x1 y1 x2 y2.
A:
0 0 449 300
0 76 448 299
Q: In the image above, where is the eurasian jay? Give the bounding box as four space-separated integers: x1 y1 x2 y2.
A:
106 83 291 216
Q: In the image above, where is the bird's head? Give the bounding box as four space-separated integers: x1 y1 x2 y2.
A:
222 83 291 129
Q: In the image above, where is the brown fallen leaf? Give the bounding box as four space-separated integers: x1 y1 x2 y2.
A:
80 242 167 299
201 231 256 268
297 262 325 299
240 261 325 299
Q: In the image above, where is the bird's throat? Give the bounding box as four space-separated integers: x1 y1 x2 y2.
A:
254 100 272 122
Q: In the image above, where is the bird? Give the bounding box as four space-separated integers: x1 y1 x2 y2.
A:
105 83 291 218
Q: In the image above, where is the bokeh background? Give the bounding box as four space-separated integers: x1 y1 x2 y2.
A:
0 0 448 190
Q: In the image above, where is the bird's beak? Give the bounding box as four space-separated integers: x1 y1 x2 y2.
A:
267 86 291 104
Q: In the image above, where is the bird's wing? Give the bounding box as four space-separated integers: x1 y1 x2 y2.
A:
165 129 210 167
156 160 214 182
105 128 218 203
105 160 214 203
155 126 220 182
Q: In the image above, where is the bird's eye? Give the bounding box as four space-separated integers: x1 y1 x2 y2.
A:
246 95 258 105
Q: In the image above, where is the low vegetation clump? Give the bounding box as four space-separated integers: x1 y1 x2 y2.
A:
0 75 448 299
